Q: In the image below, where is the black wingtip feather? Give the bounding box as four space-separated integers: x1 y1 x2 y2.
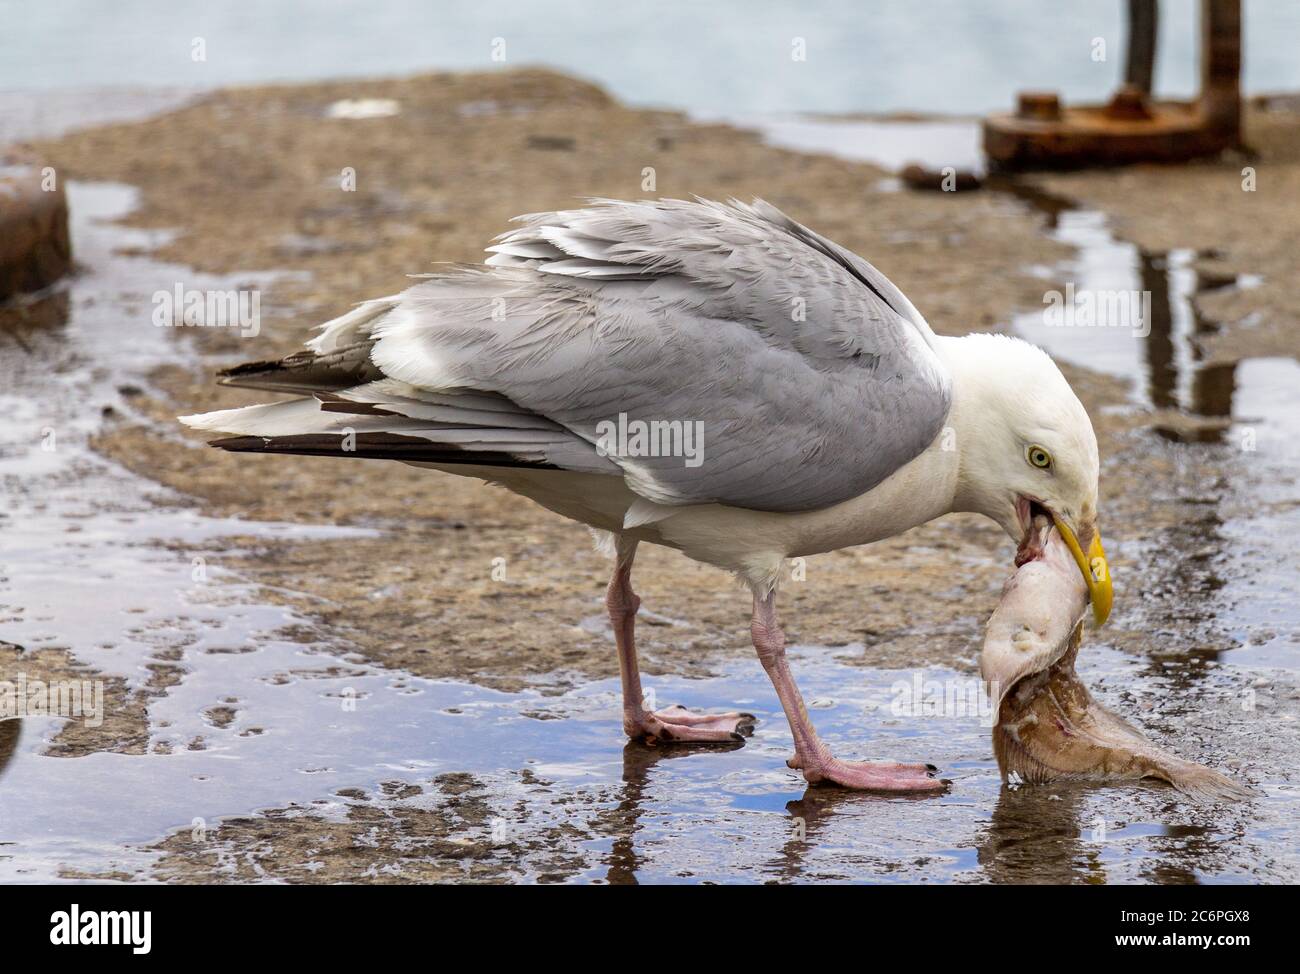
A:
207 432 558 470
217 347 383 393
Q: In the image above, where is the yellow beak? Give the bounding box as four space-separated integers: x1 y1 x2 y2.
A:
1053 516 1112 627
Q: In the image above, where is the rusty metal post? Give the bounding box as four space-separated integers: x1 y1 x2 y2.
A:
1125 0 1159 95
982 0 1242 170
1201 0 1241 143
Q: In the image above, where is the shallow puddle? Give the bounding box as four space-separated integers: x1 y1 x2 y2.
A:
6 634 1292 882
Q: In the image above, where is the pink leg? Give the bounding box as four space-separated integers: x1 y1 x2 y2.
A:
750 591 945 792
608 540 755 744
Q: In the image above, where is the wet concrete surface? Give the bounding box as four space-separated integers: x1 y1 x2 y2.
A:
1 84 1297 883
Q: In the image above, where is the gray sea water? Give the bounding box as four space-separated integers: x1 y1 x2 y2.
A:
2 0 1298 115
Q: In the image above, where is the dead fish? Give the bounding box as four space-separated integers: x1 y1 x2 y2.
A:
980 517 1251 801
982 516 1089 717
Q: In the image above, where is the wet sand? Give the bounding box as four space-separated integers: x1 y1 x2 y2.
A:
1 70 1297 882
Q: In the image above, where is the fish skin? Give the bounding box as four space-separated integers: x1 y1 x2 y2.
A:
981 529 1252 801
980 522 1087 722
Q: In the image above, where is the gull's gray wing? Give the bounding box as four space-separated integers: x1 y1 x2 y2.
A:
361 198 951 513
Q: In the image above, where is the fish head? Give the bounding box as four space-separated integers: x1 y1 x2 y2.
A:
980 518 1089 722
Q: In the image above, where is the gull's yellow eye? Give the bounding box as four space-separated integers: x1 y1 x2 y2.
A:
1027 445 1053 469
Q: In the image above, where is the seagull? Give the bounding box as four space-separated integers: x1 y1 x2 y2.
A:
181 198 1112 791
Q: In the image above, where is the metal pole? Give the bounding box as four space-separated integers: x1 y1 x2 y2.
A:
1125 0 1159 95
1201 0 1242 142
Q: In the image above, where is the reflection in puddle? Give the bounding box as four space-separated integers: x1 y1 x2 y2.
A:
1007 188 1272 442
1141 250 1240 431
